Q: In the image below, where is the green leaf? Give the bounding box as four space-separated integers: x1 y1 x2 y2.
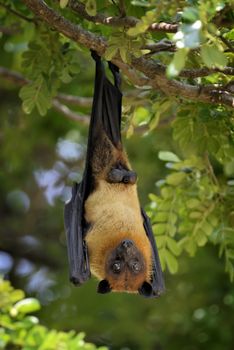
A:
201 44 227 68
168 213 177 225
167 48 188 78
161 186 174 199
60 0 69 8
133 106 150 125
224 29 234 40
19 75 52 116
10 298 41 316
156 236 166 249
164 249 178 274
158 201 171 211
104 46 118 61
184 238 197 256
189 211 202 219
195 230 208 247
85 0 97 16
186 198 200 209
182 7 199 22
227 249 234 259
168 224 177 237
166 172 187 186
119 47 128 63
158 151 181 162
202 221 213 236
153 223 167 235
154 212 169 222
10 290 25 303
166 237 182 256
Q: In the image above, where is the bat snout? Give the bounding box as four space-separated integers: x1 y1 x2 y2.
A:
121 239 133 249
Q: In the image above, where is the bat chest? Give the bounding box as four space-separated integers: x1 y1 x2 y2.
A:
84 180 141 226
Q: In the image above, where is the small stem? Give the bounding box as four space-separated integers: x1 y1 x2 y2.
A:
204 152 219 187
219 35 234 53
0 2 36 23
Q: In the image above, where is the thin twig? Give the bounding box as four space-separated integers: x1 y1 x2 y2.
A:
219 35 234 53
56 93 92 107
66 0 179 33
118 0 126 17
0 1 36 23
52 99 90 124
204 152 220 187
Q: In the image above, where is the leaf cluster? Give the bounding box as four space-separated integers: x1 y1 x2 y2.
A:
0 278 107 350
19 26 80 116
147 151 234 280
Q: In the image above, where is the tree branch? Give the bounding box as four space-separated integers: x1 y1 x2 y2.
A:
56 93 92 107
130 56 234 107
52 99 89 124
0 66 29 85
22 0 106 53
17 0 234 108
219 35 234 53
66 0 179 33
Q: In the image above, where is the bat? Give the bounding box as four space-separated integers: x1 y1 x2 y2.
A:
64 51 164 298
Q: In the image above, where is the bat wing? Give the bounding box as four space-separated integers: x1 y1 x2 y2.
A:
64 182 90 285
64 52 122 286
141 208 165 297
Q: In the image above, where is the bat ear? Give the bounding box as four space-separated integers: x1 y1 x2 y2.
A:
97 279 112 294
138 281 153 298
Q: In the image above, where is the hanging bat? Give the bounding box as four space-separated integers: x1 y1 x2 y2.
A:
64 51 164 298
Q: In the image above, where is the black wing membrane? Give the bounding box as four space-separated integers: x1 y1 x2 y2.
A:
141 208 165 297
64 52 122 286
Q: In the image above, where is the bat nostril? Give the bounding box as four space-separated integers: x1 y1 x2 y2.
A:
122 240 133 249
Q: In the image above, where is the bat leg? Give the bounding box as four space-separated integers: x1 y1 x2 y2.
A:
107 168 137 184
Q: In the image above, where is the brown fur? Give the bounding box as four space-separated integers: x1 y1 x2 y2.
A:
84 135 152 292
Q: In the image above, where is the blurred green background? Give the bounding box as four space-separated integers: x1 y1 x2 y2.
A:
0 4 234 347
1 53 234 350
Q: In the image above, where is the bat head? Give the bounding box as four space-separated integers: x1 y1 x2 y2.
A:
97 239 154 297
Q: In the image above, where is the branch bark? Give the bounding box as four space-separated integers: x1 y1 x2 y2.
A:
52 99 89 124
16 0 234 108
66 0 179 33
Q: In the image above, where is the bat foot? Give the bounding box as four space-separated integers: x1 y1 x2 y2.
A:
107 168 137 184
70 276 82 286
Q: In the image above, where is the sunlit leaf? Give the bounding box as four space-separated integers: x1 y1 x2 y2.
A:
158 151 181 162
201 44 227 68
166 172 187 186
85 0 97 16
164 249 178 274
11 298 41 316
167 48 188 78
60 0 69 8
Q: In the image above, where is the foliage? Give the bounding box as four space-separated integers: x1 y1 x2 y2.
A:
0 278 107 350
0 1 234 349
0 0 234 286
148 152 234 279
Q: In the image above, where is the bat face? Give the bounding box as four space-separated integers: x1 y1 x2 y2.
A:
99 239 150 293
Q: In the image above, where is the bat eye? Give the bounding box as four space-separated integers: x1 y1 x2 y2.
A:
129 260 141 273
132 262 140 272
112 261 121 273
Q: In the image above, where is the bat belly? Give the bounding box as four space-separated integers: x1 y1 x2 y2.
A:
84 179 142 226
